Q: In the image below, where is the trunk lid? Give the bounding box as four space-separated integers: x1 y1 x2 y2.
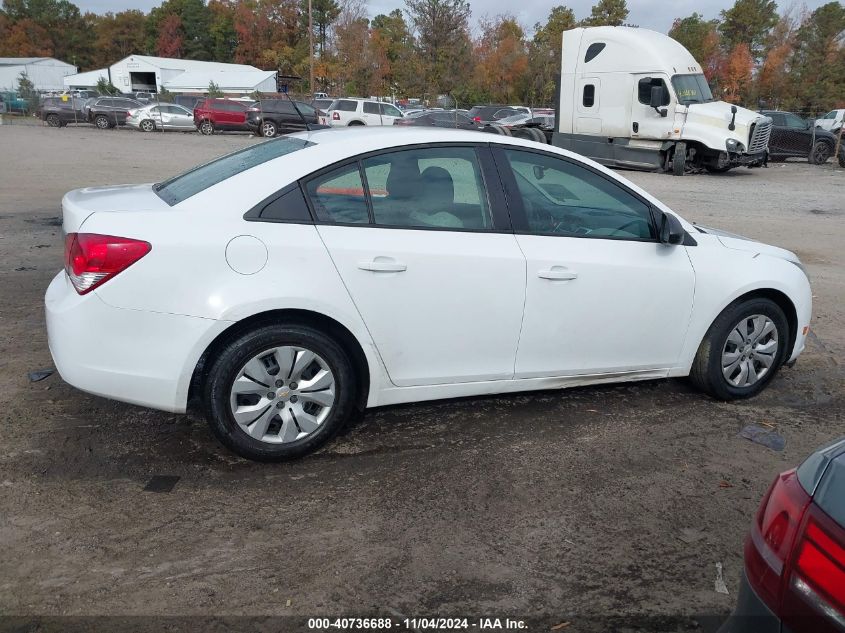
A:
61 183 170 233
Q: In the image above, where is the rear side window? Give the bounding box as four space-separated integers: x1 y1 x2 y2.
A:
258 185 312 222
333 100 358 112
582 85 595 107
363 102 380 114
154 137 314 206
304 163 369 224
585 42 606 62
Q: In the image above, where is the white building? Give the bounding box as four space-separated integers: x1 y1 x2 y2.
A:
63 68 110 89
108 55 277 94
0 57 77 92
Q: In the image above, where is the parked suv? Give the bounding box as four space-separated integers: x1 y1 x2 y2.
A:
815 108 844 135
761 110 841 165
322 98 404 126
38 96 90 127
87 96 143 129
246 99 323 137
193 98 253 135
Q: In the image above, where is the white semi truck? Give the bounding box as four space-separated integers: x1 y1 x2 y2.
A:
541 27 773 175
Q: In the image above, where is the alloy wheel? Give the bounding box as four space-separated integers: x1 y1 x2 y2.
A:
141 120 155 132
95 116 109 129
229 346 336 444
721 314 779 388
261 121 276 137
813 143 830 165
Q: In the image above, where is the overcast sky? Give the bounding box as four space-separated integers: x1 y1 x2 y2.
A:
73 0 829 35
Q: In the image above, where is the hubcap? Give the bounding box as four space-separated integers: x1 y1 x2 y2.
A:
262 122 275 137
721 314 779 388
229 346 336 444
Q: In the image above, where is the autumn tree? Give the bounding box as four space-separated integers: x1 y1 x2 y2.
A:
233 0 302 71
405 0 472 95
156 13 184 57
718 0 778 62
788 1 845 111
720 43 753 102
527 6 576 105
668 13 723 82
370 10 417 95
473 16 528 103
580 0 628 27
756 12 796 108
92 10 149 67
1 0 93 66
147 0 212 60
0 17 53 55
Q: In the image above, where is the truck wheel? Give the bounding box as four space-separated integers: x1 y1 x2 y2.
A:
809 140 831 165
483 125 511 136
672 142 686 176
46 114 60 127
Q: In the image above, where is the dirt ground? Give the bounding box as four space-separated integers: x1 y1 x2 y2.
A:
0 124 843 632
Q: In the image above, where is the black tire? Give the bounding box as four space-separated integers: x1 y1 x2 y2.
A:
45 113 60 127
839 150 845 169
483 124 512 136
260 119 277 137
672 142 686 176
94 114 111 130
199 119 214 135
203 324 357 461
689 297 790 400
809 140 831 165
140 119 156 132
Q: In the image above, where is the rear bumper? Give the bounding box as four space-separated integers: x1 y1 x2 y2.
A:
717 571 785 633
45 272 225 413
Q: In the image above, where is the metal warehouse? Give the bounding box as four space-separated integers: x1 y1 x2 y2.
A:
106 55 278 94
0 57 77 91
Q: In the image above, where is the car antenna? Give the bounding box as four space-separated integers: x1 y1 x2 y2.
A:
283 90 314 131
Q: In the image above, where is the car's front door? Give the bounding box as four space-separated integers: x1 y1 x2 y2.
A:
783 112 813 157
492 146 695 377
307 145 526 387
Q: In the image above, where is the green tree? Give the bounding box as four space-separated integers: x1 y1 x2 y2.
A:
95 76 119 94
300 0 340 55
207 80 224 97
208 0 236 62
92 10 149 67
788 1 845 111
147 0 212 60
668 13 723 81
718 0 778 61
580 0 629 27
528 5 576 104
16 70 37 113
405 0 472 95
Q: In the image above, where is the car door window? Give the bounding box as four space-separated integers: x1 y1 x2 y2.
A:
363 102 380 115
503 149 654 239
362 147 491 230
380 103 401 117
297 102 316 116
785 113 806 129
304 163 370 224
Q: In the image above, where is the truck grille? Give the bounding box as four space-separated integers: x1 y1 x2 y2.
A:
748 117 772 154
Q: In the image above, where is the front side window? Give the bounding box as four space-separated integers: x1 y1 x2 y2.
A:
362 147 491 230
503 149 654 240
304 163 369 224
784 113 807 129
381 103 402 117
155 137 313 206
637 77 670 106
823 111 836 119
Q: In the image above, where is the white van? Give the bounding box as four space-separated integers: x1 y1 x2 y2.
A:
549 27 772 175
322 98 404 127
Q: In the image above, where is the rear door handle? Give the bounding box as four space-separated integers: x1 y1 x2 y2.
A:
538 267 577 281
358 259 407 273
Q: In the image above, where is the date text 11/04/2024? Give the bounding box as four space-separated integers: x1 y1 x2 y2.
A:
307 618 528 630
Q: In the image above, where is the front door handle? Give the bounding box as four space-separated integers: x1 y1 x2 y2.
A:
538 267 577 281
358 259 407 273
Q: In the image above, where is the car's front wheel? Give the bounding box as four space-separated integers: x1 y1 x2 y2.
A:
809 140 831 165
690 298 789 400
203 324 357 461
260 120 277 137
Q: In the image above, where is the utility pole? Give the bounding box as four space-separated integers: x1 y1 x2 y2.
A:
308 0 314 96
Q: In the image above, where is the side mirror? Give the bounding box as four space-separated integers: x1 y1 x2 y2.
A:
649 85 663 109
659 212 685 245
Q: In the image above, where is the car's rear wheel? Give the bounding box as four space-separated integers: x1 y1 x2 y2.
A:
260 120 277 137
203 324 357 461
94 114 111 129
140 119 156 132
809 140 831 165
690 298 789 400
45 114 60 127
199 119 214 135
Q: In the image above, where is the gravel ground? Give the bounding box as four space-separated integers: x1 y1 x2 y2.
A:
0 125 843 632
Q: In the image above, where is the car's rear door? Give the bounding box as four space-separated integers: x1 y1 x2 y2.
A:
492 145 695 377
307 144 526 387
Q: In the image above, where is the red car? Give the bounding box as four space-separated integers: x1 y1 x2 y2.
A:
193 98 254 135
719 437 845 633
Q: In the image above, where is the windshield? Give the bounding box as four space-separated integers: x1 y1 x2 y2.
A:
154 137 314 206
671 74 714 105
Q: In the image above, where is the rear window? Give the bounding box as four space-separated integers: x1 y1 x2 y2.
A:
154 137 314 206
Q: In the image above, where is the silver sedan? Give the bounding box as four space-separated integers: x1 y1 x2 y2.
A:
126 103 196 132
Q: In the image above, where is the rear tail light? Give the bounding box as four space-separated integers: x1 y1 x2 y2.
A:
745 468 845 632
64 233 151 295
473 116 481 122
332 111 340 120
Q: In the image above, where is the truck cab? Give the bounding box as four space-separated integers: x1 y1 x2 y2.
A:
553 27 772 175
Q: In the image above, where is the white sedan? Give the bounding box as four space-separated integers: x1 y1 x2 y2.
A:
125 103 196 132
46 128 812 461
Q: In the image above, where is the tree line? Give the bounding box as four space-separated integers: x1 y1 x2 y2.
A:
1 0 843 112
